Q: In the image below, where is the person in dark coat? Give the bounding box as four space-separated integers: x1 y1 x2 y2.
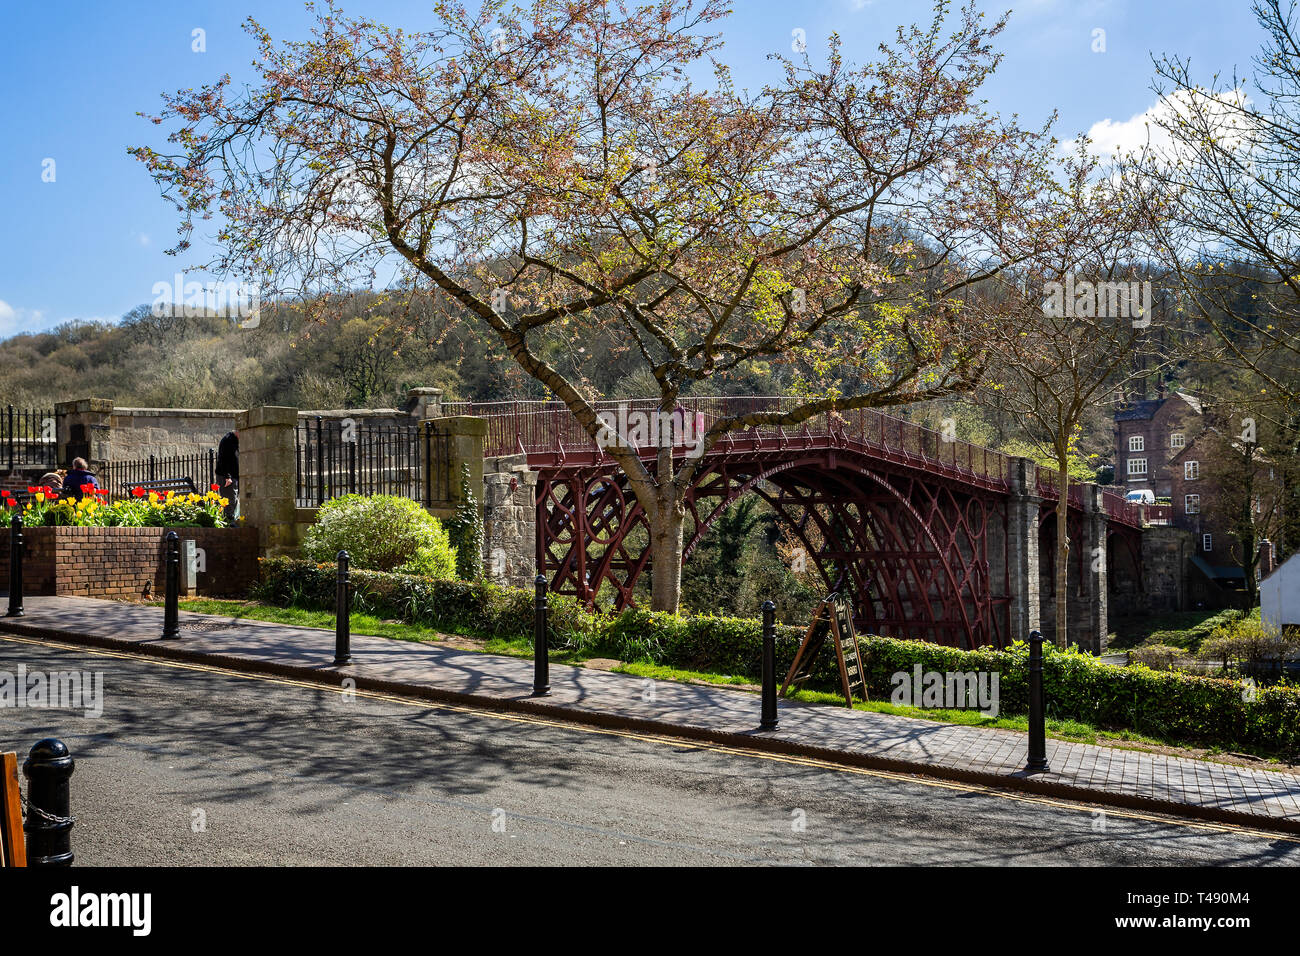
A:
64 458 98 500
215 430 239 520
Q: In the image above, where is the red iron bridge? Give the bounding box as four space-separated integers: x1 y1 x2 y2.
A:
443 397 1150 652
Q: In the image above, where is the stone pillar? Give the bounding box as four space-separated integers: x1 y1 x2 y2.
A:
1071 484 1109 655
237 406 300 557
1002 457 1042 642
54 398 114 469
483 463 538 588
406 388 443 422
1142 525 1193 612
422 416 486 519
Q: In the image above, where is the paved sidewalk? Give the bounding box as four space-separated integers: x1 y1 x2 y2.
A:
2 595 1299 833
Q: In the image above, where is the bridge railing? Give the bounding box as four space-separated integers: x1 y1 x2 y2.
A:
444 396 1013 487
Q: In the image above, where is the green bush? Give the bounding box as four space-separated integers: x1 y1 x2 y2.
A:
254 557 1300 757
1128 644 1191 672
301 494 457 577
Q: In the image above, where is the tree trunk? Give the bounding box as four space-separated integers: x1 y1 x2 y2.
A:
1055 457 1070 649
648 495 685 612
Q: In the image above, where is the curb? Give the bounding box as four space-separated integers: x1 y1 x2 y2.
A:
3 617 1299 838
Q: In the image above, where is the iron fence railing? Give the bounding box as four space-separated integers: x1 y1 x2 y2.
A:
98 451 217 497
1 405 56 470
295 416 429 508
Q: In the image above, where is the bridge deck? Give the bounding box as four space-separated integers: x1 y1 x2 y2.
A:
444 397 1144 528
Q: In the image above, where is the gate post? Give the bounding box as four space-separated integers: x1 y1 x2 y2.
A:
237 406 301 558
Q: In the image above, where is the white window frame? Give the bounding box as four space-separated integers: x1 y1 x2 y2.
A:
1127 457 1147 476
1203 533 1213 552
1170 432 1185 449
1184 460 1200 481
1185 494 1200 514
1128 435 1145 452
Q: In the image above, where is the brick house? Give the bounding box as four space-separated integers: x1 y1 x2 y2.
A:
1168 430 1280 602
1112 390 1203 498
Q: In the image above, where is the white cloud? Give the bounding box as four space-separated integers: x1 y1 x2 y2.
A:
1071 88 1256 160
0 300 50 338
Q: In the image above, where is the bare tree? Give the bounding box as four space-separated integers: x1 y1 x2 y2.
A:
133 0 1072 611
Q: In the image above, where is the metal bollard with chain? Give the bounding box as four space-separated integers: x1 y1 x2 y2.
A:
22 738 75 867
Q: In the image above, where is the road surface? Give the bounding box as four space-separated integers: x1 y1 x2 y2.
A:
1 635 1297 866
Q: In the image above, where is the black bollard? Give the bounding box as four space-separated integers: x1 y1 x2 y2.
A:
161 531 180 639
334 550 351 666
760 600 778 730
22 738 74 867
6 513 23 618
1025 629 1050 773
532 574 550 697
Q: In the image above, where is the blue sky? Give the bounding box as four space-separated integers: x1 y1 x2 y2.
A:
0 0 1269 336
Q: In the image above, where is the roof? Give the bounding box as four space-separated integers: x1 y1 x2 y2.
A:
1114 391 1203 422
1262 552 1300 587
1190 554 1247 582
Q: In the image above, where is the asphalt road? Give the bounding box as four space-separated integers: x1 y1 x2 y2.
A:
2 635 1298 866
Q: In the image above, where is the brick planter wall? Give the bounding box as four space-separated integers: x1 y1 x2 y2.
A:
0 526 259 599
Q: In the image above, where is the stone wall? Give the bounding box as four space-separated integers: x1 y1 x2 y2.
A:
109 408 240 461
482 455 538 588
0 526 259 599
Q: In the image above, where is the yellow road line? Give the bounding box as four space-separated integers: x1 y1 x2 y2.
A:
2 631 1297 846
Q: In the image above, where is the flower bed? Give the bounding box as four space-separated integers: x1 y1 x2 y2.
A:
5 484 232 528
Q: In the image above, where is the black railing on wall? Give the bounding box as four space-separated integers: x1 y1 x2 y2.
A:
295 416 426 508
98 451 216 497
2 405 56 470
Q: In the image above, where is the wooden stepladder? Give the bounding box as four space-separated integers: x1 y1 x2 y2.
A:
779 592 867 707
0 751 25 867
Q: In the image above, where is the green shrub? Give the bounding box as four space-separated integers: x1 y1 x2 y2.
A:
254 557 1300 757
444 464 485 580
1128 644 1191 672
302 494 457 577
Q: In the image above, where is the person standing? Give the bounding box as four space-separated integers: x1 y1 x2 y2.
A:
215 430 239 520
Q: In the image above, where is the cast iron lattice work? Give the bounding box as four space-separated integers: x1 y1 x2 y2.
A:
450 397 1144 650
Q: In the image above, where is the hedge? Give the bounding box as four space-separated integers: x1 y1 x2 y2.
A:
255 557 1300 757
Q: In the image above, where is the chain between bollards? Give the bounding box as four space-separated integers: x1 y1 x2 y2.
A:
6 512 24 618
532 574 550 697
161 531 180 639
334 550 351 666
760 600 778 730
1025 629 1049 773
23 738 74 867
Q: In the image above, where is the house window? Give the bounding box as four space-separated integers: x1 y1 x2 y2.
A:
1128 435 1145 452
1185 460 1200 481
1185 494 1200 514
1171 432 1185 448
1127 458 1147 476
1203 533 1213 552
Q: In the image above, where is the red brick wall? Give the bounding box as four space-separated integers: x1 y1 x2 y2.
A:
0 526 258 599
